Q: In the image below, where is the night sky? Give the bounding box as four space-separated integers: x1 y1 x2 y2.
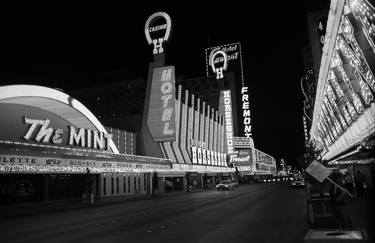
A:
0 1 329 169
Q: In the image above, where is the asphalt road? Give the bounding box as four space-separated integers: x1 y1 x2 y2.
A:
0 183 308 243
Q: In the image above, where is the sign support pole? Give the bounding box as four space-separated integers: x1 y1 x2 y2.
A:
325 176 354 198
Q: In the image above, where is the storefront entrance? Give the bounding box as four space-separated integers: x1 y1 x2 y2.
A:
164 177 184 192
0 174 98 204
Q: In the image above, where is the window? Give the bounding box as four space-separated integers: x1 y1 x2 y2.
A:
138 177 141 191
144 174 147 192
103 177 106 195
111 176 114 194
116 177 119 194
96 175 100 196
123 175 126 193
128 177 131 193
134 177 137 191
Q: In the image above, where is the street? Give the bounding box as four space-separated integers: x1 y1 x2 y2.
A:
0 183 308 243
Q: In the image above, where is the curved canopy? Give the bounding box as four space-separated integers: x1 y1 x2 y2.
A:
0 85 119 154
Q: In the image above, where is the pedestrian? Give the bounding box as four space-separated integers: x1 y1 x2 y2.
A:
344 171 354 195
329 171 351 229
354 170 365 199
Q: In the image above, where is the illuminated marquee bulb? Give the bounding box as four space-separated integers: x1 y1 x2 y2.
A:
144 12 172 55
209 48 228 79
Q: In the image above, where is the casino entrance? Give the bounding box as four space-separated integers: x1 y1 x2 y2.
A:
0 173 98 204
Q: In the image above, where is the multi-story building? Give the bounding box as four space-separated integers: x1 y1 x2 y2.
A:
309 0 375 179
302 8 329 156
176 72 239 137
70 78 146 133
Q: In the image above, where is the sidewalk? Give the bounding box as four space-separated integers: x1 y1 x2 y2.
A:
0 189 212 221
309 188 374 241
344 188 374 240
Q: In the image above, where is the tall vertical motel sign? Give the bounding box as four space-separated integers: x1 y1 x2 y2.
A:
145 12 176 142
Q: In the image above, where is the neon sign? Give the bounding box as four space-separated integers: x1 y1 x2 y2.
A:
144 12 172 55
147 66 176 141
241 86 252 138
209 48 228 79
205 42 244 86
191 146 225 166
219 90 234 154
23 117 113 151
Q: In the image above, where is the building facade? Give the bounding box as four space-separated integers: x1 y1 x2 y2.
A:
0 85 171 204
309 0 375 180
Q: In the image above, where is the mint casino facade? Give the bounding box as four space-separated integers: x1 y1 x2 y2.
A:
0 85 171 203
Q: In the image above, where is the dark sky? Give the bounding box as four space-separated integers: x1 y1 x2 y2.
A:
0 1 329 168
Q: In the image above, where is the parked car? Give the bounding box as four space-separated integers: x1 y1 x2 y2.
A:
291 177 305 188
216 180 236 191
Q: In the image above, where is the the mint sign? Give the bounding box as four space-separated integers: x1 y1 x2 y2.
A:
23 117 113 151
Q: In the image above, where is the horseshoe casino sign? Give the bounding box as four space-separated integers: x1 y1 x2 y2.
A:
144 12 172 55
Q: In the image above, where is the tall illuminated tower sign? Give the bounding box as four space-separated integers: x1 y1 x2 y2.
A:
205 42 253 140
147 66 176 141
141 11 176 159
241 86 252 138
144 12 172 55
211 50 234 155
219 90 234 155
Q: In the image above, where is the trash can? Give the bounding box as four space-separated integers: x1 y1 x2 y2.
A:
304 229 368 242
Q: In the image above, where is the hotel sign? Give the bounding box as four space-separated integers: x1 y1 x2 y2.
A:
147 66 176 142
209 48 228 79
144 12 172 55
205 42 244 85
232 149 252 166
